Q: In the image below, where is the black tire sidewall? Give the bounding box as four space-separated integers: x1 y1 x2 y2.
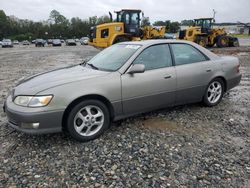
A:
203 78 224 107
66 100 110 142
217 36 228 48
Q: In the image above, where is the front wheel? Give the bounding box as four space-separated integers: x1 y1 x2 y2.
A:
66 100 110 142
195 36 207 47
203 78 224 107
217 36 229 48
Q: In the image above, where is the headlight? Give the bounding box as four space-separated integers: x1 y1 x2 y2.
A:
14 95 53 107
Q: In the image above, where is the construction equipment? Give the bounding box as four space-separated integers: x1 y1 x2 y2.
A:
179 18 239 48
88 9 166 48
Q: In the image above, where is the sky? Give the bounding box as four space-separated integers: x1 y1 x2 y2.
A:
0 0 249 23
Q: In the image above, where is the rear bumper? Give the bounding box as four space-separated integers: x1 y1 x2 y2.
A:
4 96 64 134
35 43 44 46
227 74 241 91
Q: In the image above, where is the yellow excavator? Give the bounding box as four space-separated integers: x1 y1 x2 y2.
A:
179 18 239 47
88 9 166 48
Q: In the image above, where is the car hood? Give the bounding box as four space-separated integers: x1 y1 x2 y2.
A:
13 65 110 96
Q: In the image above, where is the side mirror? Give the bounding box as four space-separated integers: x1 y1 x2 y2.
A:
128 64 145 74
81 57 91 64
80 57 91 65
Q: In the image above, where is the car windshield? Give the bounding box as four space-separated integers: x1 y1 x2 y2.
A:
85 44 141 71
3 39 11 42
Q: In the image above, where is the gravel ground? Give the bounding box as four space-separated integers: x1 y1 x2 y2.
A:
0 44 249 187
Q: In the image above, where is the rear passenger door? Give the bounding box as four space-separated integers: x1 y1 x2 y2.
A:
170 43 213 104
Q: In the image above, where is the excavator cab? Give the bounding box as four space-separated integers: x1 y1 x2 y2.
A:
115 9 142 37
194 18 213 34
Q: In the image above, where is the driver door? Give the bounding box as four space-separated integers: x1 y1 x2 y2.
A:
121 44 176 115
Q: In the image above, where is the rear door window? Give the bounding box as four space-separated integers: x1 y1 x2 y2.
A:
171 43 207 66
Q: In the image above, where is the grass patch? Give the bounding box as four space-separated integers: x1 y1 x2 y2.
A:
228 34 250 37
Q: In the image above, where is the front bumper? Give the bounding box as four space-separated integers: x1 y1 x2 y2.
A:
2 45 13 47
4 96 64 134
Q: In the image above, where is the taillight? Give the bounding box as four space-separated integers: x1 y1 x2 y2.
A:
236 64 240 73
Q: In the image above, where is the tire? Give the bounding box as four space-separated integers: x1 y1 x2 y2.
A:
195 36 207 47
203 78 225 107
216 35 229 48
66 100 110 142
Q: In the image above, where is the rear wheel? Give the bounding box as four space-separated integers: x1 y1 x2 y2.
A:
203 78 225 106
66 100 110 142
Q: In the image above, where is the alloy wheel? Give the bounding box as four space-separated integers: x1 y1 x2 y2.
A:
207 81 222 104
73 105 104 137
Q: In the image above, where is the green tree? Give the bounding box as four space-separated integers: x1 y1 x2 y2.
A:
49 10 68 25
88 16 98 26
48 10 69 38
141 17 150 27
181 19 194 26
170 21 180 33
70 17 89 38
97 15 110 25
153 20 180 33
0 10 8 38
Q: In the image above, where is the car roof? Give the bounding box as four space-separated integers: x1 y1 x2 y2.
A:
117 39 220 74
118 39 220 61
119 39 196 46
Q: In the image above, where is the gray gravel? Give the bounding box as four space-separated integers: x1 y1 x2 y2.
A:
0 44 249 187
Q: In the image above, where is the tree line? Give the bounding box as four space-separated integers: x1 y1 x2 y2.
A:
0 10 111 41
0 9 187 41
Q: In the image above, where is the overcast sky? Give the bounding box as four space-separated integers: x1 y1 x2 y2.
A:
0 0 249 23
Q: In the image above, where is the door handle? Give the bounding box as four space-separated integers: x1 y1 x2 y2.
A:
206 69 212 72
164 75 172 79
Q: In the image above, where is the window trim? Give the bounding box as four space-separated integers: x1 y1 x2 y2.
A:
128 43 174 72
169 43 210 66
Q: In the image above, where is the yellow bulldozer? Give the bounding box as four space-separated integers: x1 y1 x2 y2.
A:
179 18 239 47
88 9 166 48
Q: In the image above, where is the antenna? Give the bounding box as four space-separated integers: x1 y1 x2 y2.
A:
213 9 217 20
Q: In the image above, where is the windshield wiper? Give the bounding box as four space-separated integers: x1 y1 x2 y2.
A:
86 63 99 70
